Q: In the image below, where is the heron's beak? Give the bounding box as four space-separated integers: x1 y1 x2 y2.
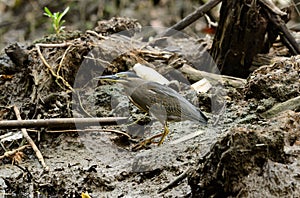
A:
94 74 120 82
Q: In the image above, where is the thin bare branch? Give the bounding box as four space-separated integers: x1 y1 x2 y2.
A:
27 128 131 139
162 0 222 36
13 106 49 170
0 117 127 129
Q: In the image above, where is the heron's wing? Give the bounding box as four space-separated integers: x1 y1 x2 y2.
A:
148 83 207 123
129 82 207 123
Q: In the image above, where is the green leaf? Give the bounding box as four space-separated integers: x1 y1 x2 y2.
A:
59 19 66 27
53 12 59 19
57 6 70 25
43 7 53 17
43 6 70 34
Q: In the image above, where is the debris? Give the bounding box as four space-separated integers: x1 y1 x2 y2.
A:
260 95 300 119
191 78 212 93
13 105 48 170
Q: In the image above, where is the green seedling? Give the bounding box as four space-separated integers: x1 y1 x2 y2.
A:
44 6 70 34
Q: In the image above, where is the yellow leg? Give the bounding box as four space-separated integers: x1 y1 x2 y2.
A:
132 133 162 151
158 122 170 146
131 122 170 150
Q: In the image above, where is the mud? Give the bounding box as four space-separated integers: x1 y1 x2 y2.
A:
0 16 300 198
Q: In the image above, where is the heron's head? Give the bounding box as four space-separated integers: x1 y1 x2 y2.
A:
95 72 140 83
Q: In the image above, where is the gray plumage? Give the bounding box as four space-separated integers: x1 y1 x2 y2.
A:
121 77 208 124
96 71 208 146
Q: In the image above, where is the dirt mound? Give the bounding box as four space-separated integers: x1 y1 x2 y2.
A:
189 111 300 197
244 56 300 102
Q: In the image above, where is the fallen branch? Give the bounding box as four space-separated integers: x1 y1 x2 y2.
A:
0 117 127 129
180 64 246 88
13 106 48 170
162 0 222 36
260 0 300 55
158 167 194 193
27 128 131 139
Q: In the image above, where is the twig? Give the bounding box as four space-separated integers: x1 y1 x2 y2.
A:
35 43 71 48
76 91 93 117
57 44 72 74
35 43 75 92
0 144 30 160
158 167 194 193
265 13 300 55
0 117 127 129
259 0 287 16
14 164 33 181
27 128 131 139
86 30 108 40
13 106 49 170
259 0 300 55
162 0 222 36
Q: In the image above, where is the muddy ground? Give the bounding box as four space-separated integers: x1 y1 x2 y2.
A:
1 3 300 198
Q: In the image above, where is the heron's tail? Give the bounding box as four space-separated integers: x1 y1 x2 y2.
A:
199 111 208 124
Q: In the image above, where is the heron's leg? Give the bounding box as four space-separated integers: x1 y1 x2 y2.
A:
131 122 170 150
132 133 163 151
158 122 170 146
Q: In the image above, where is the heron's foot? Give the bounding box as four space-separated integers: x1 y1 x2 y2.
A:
131 133 162 151
158 124 170 146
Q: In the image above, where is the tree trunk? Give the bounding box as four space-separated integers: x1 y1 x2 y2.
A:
211 0 268 78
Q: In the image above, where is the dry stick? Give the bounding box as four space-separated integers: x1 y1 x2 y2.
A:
180 64 246 88
35 43 75 92
57 44 72 74
36 43 71 48
259 0 286 16
76 91 93 118
162 0 222 36
86 30 108 40
0 117 128 129
277 20 300 54
158 167 194 193
27 128 131 139
0 144 30 160
13 106 49 170
264 10 300 54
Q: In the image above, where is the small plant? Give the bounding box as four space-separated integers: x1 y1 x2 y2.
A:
44 6 70 34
